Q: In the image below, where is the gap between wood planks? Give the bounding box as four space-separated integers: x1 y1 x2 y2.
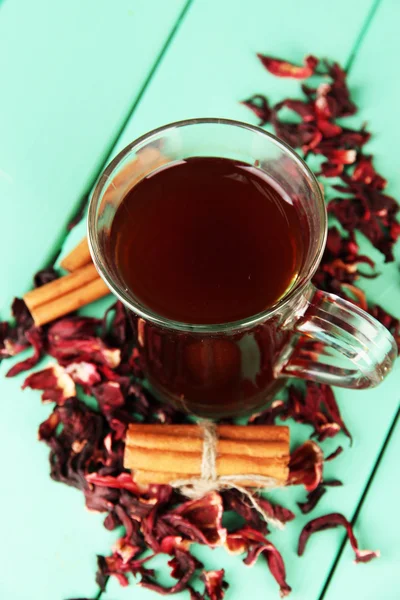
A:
81 2 196 599
318 407 399 600
345 0 382 72
318 1 400 596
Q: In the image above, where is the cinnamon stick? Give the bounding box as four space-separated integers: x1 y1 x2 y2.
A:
126 423 289 443
126 432 288 458
60 237 92 272
24 263 99 311
29 277 110 326
124 446 288 479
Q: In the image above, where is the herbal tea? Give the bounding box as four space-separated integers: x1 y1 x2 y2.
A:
110 157 304 323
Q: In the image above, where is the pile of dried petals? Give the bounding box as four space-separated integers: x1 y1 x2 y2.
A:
0 54 398 599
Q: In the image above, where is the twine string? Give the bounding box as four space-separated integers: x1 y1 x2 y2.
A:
170 420 285 530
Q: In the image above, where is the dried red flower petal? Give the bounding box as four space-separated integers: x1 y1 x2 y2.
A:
297 484 326 514
65 361 101 390
92 381 125 413
1 299 34 362
38 411 60 441
248 399 286 425
257 54 318 79
316 119 342 138
257 497 296 524
328 184 399 262
6 327 44 377
319 162 344 178
97 546 155 590
240 95 271 126
225 532 248 555
288 440 324 491
48 336 121 368
318 148 357 165
325 446 344 461
170 492 226 547
33 267 59 288
298 513 380 563
22 363 76 404
140 548 199 595
86 472 140 495
48 316 101 339
270 110 322 151
285 383 351 443
201 569 228 600
352 155 386 190
233 527 291 597
275 98 316 122
325 62 357 118
102 301 131 349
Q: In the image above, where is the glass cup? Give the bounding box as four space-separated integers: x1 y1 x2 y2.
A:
88 118 397 418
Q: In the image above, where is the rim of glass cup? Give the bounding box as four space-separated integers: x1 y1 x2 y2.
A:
88 117 327 333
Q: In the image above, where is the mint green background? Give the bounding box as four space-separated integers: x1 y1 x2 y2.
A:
0 1 399 599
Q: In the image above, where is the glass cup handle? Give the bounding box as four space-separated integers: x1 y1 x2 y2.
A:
278 286 398 388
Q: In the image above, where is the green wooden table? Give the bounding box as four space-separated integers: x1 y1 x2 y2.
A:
0 1 399 599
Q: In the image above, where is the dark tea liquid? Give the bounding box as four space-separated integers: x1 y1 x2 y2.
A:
110 157 303 323
109 156 305 417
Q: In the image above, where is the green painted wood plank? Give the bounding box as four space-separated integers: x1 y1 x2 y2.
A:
3 1 398 600
0 0 187 310
319 1 400 596
84 1 400 599
322 415 400 600
0 2 189 599
108 0 376 155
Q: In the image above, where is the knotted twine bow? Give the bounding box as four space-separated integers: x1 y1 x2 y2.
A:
170 420 285 530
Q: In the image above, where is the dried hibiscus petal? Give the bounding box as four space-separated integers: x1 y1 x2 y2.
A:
234 527 291 597
97 547 154 589
298 513 380 563
258 54 318 79
140 548 199 595
6 327 44 377
297 484 326 514
240 95 271 126
48 316 101 339
85 472 140 495
48 335 120 368
288 440 324 491
169 492 226 547
92 381 126 413
22 363 76 404
248 399 286 425
65 361 101 390
325 446 344 461
287 383 351 442
201 569 228 600
319 161 344 178
352 155 386 189
33 266 59 288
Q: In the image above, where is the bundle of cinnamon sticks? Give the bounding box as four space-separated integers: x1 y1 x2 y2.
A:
23 238 108 326
124 423 290 487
